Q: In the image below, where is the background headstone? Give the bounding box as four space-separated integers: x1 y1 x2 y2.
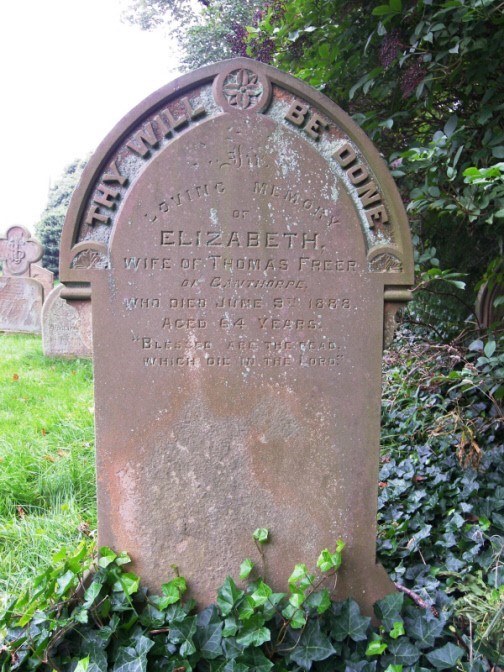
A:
42 284 92 358
0 276 43 333
59 59 414 614
30 264 54 302
0 226 44 333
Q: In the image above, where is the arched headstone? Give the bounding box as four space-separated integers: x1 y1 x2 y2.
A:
42 284 92 358
60 58 414 613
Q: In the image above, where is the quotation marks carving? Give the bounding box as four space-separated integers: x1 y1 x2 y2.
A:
222 69 263 110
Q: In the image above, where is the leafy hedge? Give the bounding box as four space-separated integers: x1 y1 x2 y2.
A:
378 329 504 667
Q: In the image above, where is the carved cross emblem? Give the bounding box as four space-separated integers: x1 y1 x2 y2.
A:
0 226 44 276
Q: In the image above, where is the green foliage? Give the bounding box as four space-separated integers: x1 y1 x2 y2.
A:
0 545 472 672
247 0 504 314
180 0 260 70
35 158 87 278
379 329 504 665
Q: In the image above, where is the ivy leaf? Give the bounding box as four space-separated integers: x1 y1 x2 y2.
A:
236 648 274 672
282 603 307 629
404 612 444 648
389 621 405 639
217 577 244 616
304 588 331 614
374 593 404 630
331 599 370 642
366 638 388 655
223 616 239 637
112 636 154 672
221 636 243 660
113 572 140 596
484 340 496 358
384 638 421 667
425 642 464 669
82 581 102 609
239 559 254 581
236 624 271 647
238 595 255 621
223 661 248 672
161 577 187 605
195 621 224 659
74 657 90 672
79 631 109 672
287 620 336 670
250 581 273 607
98 547 117 568
168 615 197 652
252 528 269 544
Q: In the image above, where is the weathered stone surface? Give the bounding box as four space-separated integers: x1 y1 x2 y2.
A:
0 276 43 333
60 59 414 614
0 226 43 276
42 284 92 358
30 264 54 301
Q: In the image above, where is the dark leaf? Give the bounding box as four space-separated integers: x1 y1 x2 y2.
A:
373 593 404 630
425 642 464 669
286 620 336 670
331 599 370 642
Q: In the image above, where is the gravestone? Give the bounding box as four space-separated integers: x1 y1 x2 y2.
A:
42 284 92 358
30 264 54 301
0 277 43 333
60 59 414 613
0 226 44 333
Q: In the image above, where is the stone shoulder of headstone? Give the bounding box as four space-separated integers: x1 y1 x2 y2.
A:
58 58 415 615
42 284 92 358
0 226 43 277
30 264 54 302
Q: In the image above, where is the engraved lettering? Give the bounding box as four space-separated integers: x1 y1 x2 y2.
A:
85 204 110 226
285 101 309 126
93 184 120 209
126 122 159 157
103 161 128 186
356 181 381 207
333 142 356 168
365 205 389 228
332 142 389 226
305 112 329 140
124 297 160 309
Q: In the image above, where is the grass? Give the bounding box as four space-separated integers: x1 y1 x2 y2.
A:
0 333 96 595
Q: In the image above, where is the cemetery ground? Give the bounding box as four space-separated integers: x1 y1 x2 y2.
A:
0 331 502 669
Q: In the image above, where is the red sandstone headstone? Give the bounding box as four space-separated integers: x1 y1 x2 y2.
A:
42 284 92 358
0 276 43 333
60 59 414 614
30 264 54 302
